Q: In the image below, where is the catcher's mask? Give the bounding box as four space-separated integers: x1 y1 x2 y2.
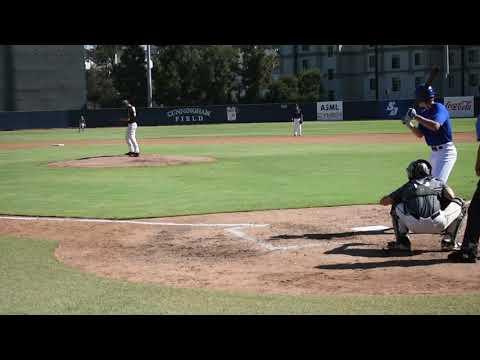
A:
406 159 432 180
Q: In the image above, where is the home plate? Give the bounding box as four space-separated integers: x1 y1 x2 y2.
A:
351 225 390 232
51 144 65 147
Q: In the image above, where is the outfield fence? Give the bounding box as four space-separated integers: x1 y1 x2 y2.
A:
1 97 478 130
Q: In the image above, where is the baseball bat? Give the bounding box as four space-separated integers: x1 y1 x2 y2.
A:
425 65 440 86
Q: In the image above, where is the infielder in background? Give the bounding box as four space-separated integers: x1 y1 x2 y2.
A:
448 116 480 262
292 104 304 136
379 159 466 252
122 99 140 157
79 115 86 132
402 84 457 183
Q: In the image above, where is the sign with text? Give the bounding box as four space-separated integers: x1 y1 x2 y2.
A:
316 101 343 120
166 108 212 123
444 96 474 118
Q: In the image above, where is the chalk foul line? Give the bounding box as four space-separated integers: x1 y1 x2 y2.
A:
0 215 323 252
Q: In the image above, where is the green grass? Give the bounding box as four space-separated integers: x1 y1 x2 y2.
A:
1 120 479 314
0 118 477 143
0 138 477 218
1 236 479 315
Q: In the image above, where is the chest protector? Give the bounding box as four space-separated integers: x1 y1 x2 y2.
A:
403 178 442 219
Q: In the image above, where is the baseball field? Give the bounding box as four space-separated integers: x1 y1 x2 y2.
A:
0 119 479 314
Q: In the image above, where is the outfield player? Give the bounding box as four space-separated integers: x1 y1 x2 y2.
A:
122 99 140 157
79 115 86 132
379 159 466 252
292 104 304 136
403 84 457 183
448 116 480 262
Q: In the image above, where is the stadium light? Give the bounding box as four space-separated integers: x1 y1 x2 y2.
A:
146 45 153 108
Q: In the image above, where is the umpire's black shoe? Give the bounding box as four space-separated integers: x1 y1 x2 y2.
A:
447 250 477 263
132 152 140 157
125 152 133 156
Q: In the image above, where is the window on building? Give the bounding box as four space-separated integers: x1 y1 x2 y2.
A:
302 59 310 70
414 53 422 66
392 77 401 92
328 90 335 100
328 69 334 80
301 45 310 52
448 75 455 89
327 46 334 57
469 73 479 87
468 49 479 63
392 55 400 69
415 76 423 87
369 78 376 90
369 55 376 68
449 52 455 66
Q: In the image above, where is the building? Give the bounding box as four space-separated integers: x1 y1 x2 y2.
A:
1 45 87 111
276 45 480 101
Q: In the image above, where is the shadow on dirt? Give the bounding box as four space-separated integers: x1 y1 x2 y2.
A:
324 242 445 258
315 258 450 270
270 228 393 241
76 155 123 160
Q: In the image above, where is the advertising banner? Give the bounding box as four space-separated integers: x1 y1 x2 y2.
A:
444 96 474 118
316 101 343 120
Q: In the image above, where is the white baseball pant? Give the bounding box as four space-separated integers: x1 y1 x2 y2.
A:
394 201 463 235
429 142 457 183
293 118 302 136
126 122 140 153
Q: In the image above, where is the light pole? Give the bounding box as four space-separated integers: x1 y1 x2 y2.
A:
146 45 153 108
375 45 379 101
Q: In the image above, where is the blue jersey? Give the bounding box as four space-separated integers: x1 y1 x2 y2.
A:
418 102 453 146
476 115 480 141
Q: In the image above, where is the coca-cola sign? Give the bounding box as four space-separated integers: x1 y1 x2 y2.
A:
444 96 474 118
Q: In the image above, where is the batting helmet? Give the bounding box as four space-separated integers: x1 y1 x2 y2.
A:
406 159 432 180
415 84 435 101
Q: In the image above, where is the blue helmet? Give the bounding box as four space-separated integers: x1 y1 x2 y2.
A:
415 84 435 101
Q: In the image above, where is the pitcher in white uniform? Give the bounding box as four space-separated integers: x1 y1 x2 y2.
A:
403 84 456 183
122 99 140 157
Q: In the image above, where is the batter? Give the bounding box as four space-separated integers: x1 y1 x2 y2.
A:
403 84 457 183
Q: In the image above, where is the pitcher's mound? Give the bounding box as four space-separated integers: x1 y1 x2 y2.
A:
49 154 216 168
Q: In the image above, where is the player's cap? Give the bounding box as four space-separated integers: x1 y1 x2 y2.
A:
406 159 432 180
122 99 129 106
415 84 435 101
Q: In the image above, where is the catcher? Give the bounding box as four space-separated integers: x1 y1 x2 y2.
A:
379 159 467 252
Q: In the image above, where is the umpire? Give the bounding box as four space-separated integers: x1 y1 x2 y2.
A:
448 116 480 263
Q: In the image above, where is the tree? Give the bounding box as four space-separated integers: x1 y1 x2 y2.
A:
196 46 240 105
265 75 299 103
86 68 121 109
86 45 120 77
237 45 279 103
152 45 203 106
297 69 325 102
112 45 148 107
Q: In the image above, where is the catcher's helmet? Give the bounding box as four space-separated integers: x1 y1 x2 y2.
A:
406 159 432 180
415 84 435 101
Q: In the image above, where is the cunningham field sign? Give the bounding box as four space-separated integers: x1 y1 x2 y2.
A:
167 108 212 123
444 96 474 118
317 101 343 121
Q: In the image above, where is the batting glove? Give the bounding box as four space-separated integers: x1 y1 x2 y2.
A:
407 107 417 119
